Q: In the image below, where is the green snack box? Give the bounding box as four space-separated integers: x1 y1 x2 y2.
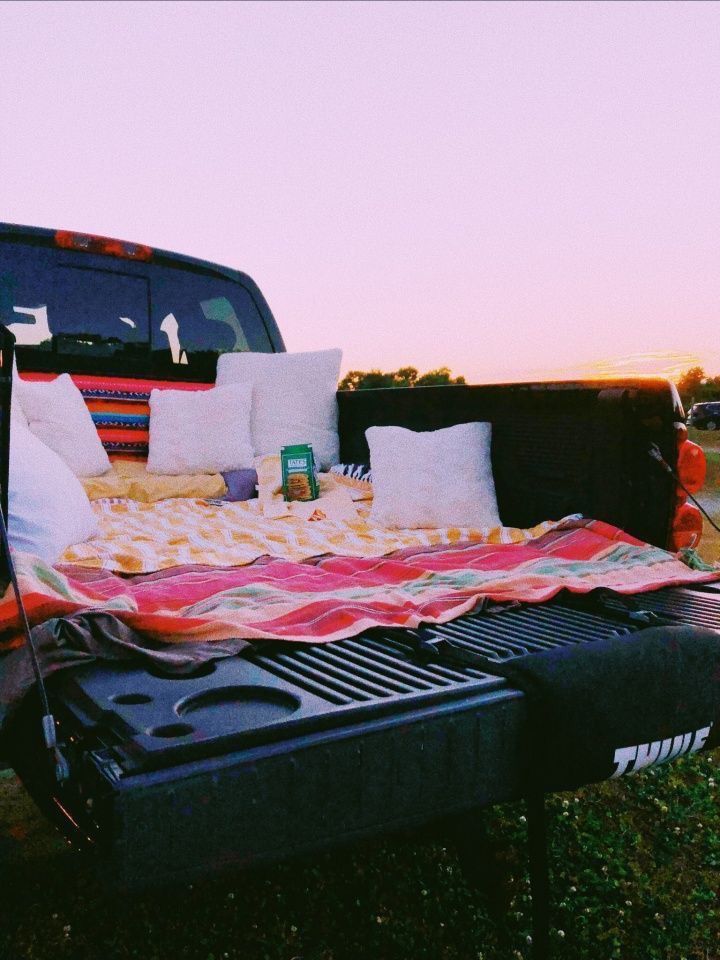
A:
281 444 319 502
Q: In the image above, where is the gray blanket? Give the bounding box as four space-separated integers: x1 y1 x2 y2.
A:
0 612 248 735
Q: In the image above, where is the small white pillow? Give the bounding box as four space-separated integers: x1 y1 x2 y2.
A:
17 373 110 477
367 422 501 530
147 382 254 475
215 349 342 470
8 421 98 564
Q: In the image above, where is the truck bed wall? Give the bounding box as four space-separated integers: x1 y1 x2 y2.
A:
338 379 680 549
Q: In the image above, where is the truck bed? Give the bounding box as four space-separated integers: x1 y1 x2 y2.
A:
0 228 708 900
9 582 719 889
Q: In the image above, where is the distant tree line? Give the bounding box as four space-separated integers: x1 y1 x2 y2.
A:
338 366 466 391
675 367 720 407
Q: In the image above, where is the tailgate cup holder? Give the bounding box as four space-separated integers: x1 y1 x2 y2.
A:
110 693 153 706
145 662 217 680
175 686 300 730
148 723 195 739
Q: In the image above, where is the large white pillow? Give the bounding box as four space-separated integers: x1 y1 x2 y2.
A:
215 349 342 470
10 358 28 430
8 421 98 564
367 422 501 530
17 373 110 477
147 382 255 475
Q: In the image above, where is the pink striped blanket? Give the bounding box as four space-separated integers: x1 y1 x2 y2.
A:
0 518 717 651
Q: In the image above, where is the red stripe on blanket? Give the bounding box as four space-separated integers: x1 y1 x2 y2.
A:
19 373 212 392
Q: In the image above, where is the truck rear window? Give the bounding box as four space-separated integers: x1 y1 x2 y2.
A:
0 241 274 380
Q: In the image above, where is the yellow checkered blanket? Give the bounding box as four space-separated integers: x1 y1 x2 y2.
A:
61 495 560 574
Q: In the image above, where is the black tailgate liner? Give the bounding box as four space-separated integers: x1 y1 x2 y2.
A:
9 583 720 888
53 584 720 774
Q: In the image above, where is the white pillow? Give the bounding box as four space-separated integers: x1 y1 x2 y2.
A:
215 349 342 470
17 373 110 477
10 391 28 431
367 422 501 530
147 382 255 475
8 421 98 564
10 359 28 430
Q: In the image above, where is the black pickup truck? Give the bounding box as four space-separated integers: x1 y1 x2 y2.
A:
1 224 718 947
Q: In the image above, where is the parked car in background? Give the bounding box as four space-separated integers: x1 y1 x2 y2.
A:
688 401 720 431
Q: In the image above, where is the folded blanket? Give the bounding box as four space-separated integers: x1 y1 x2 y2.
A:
3 518 718 651
81 459 227 502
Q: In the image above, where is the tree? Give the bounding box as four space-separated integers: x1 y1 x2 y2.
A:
676 367 706 404
338 366 465 391
674 366 720 407
416 366 466 387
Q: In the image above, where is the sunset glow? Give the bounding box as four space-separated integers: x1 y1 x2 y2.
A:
3 1 720 385
527 351 706 385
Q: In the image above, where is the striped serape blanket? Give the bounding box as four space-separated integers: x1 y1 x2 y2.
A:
1 518 718 651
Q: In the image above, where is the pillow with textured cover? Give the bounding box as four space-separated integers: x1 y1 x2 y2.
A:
330 462 373 482
366 422 500 530
17 373 111 477
9 421 97 563
73 374 214 460
147 382 254 475
215 348 342 470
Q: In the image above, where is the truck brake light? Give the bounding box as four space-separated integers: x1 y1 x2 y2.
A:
55 230 152 261
669 425 707 549
671 502 703 551
676 440 706 494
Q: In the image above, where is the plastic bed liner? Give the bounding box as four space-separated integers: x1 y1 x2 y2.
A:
7 581 719 889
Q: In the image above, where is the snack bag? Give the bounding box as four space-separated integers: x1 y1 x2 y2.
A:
281 444 319 502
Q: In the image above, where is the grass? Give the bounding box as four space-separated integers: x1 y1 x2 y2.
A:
2 432 720 959
2 756 720 960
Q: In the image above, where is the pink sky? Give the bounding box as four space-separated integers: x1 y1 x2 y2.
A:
3 0 720 383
